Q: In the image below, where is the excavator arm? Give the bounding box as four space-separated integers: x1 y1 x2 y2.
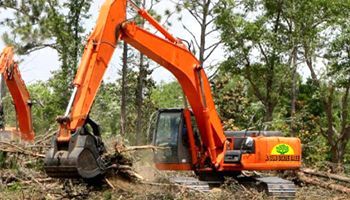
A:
0 47 34 141
121 22 227 164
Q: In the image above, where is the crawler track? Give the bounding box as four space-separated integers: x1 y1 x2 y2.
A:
169 175 296 199
169 176 222 192
254 177 296 199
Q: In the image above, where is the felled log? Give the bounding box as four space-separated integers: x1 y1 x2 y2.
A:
300 168 350 184
0 141 45 158
297 172 350 193
116 145 168 153
107 163 144 181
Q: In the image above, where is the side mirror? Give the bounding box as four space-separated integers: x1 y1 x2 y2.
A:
243 137 255 153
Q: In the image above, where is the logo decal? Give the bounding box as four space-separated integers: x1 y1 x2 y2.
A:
266 143 300 162
271 144 294 155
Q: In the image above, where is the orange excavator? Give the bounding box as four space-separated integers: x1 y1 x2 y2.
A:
44 0 301 189
0 46 34 141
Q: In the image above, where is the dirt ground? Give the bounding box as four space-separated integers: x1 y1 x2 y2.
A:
1 172 350 200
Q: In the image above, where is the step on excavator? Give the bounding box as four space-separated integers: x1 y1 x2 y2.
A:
44 0 301 196
0 46 34 141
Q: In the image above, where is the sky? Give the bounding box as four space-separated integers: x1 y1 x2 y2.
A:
0 0 224 84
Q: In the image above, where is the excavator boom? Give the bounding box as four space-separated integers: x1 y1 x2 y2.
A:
0 47 34 141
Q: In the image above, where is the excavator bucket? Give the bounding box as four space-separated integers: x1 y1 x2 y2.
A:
44 127 106 179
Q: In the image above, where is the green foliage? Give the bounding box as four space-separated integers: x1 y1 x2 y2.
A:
27 81 62 134
151 81 184 109
215 0 350 167
216 0 292 122
212 71 263 130
0 151 19 170
0 81 63 135
1 92 16 128
90 82 120 136
7 182 22 192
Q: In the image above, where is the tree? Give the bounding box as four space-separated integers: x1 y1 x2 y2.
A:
168 0 222 70
132 0 160 145
279 0 301 135
116 67 155 144
212 71 265 130
216 0 292 122
321 21 350 167
287 0 350 168
120 42 128 137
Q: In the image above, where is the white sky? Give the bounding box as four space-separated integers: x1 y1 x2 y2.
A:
0 0 224 84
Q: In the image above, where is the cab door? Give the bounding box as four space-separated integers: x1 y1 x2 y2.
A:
153 109 192 168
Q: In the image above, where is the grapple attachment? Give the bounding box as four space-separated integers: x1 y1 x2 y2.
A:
44 125 106 179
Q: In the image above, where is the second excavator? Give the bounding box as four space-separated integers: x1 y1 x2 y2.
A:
44 0 301 186
0 46 34 141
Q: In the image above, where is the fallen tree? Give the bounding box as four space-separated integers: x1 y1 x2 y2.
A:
297 169 350 194
300 168 350 184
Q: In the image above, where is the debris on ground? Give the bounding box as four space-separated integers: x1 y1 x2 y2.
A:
1 134 350 199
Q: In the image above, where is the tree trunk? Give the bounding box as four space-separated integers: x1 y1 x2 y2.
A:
329 146 344 172
262 7 281 124
290 47 298 136
265 103 274 123
135 3 146 145
331 86 350 171
135 53 145 145
324 85 344 172
120 42 128 137
198 0 209 66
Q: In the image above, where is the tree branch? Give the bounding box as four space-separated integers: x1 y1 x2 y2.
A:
244 56 265 102
205 26 219 37
258 43 270 66
205 40 221 51
187 8 203 25
204 41 221 62
182 24 201 50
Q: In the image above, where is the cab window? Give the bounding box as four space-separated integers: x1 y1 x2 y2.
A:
155 112 181 146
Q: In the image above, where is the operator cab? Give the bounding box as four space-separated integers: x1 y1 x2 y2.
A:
151 108 259 168
152 109 199 169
